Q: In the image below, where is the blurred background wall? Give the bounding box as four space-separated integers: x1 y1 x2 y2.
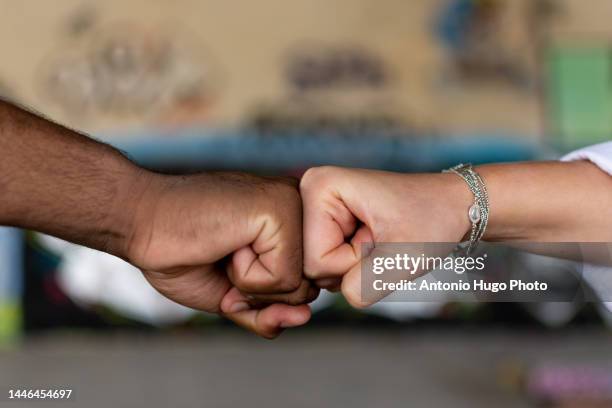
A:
1 1 612 407
0 0 548 135
1 0 610 149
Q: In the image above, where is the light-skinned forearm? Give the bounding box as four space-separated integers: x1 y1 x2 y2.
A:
467 161 612 263
474 161 612 242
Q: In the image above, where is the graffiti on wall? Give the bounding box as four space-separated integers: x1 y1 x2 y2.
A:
39 19 221 125
251 44 407 135
435 0 555 88
286 45 388 91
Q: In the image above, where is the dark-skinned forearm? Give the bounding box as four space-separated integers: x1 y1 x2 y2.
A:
0 100 150 259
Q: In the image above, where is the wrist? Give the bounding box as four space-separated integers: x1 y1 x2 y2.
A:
397 172 473 243
437 172 475 242
103 160 160 262
121 170 182 268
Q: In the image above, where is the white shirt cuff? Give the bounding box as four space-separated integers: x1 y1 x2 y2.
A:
561 141 612 176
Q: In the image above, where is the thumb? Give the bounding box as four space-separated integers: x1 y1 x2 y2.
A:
221 287 312 339
341 250 391 309
341 241 403 308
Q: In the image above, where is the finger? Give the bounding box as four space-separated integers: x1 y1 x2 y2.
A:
341 253 394 309
301 172 360 279
230 182 303 294
221 287 312 337
254 182 303 291
225 303 312 339
229 246 300 293
341 262 375 309
244 280 320 305
220 286 253 314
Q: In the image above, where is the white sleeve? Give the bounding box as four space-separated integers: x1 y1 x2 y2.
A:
561 141 612 313
561 140 612 175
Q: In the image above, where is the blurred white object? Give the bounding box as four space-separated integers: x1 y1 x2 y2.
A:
562 141 612 321
309 289 444 321
582 263 612 325
515 252 582 327
38 234 195 326
562 140 612 176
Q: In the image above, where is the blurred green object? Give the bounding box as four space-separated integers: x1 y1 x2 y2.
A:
0 228 23 347
0 301 22 346
548 45 612 151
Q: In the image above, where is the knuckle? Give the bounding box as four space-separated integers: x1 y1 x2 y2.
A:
304 270 322 281
236 279 260 293
314 278 341 291
300 166 338 193
261 331 280 340
253 180 300 216
233 265 301 293
272 175 299 189
303 265 320 280
303 259 327 280
269 178 300 200
230 270 259 292
276 273 302 292
286 281 313 305
256 327 280 340
259 318 283 339
306 286 320 303
264 182 302 219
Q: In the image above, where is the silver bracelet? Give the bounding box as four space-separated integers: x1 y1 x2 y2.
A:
442 163 489 256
